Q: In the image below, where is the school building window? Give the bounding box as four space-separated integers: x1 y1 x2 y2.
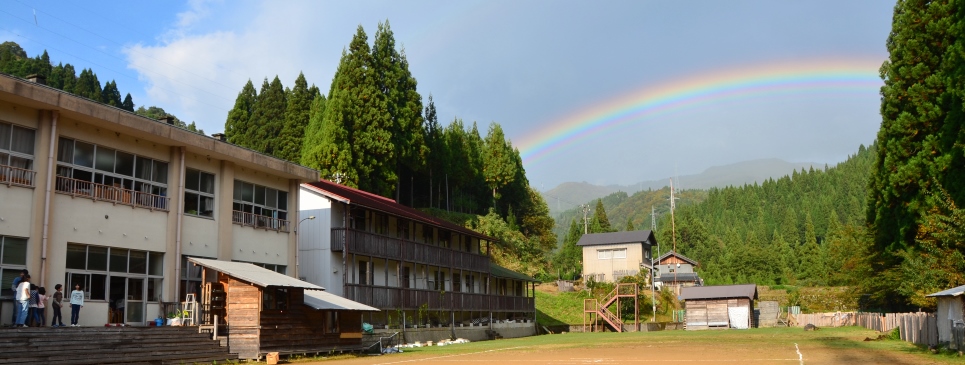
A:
0 235 28 297
181 255 214 301
63 243 164 302
234 260 287 275
0 122 36 170
232 180 289 231
184 168 215 218
55 137 169 210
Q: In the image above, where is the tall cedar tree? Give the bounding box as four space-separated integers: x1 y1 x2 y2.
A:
591 199 612 233
249 76 287 157
482 123 516 203
74 69 103 102
867 0 960 264
299 94 329 168
422 95 445 208
121 93 135 112
373 21 427 200
276 72 314 163
225 80 258 146
101 80 122 108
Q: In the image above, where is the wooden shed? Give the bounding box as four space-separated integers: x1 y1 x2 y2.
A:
680 284 757 330
926 284 965 348
189 258 378 360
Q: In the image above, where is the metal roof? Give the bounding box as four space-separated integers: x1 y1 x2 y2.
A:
303 180 496 241
304 290 379 311
656 250 699 266
188 258 324 290
490 263 538 282
679 284 758 301
927 284 965 297
576 230 656 247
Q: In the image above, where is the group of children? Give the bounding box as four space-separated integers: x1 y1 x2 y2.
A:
11 269 85 327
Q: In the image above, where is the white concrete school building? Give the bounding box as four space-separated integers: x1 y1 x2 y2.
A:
0 74 317 326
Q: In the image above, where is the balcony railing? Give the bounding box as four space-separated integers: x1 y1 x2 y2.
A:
332 228 489 272
0 164 36 188
344 284 534 312
55 176 169 211
232 210 290 232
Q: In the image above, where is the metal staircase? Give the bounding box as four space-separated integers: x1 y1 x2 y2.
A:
583 283 638 332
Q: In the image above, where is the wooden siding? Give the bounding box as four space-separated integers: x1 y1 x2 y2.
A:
333 228 489 272
685 298 753 330
223 275 261 359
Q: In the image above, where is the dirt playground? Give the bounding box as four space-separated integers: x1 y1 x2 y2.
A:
296 327 958 365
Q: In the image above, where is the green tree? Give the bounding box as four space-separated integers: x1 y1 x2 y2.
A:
73 68 103 102
225 80 258 146
249 76 287 156
121 93 135 112
482 123 516 204
591 199 612 233
276 72 313 163
554 219 584 280
101 80 123 108
135 106 203 134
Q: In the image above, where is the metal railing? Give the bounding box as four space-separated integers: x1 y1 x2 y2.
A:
231 210 290 232
0 164 36 187
55 175 169 211
332 228 490 272
344 284 534 312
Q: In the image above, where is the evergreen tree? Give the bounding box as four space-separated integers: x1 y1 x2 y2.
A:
422 95 445 208
249 76 288 156
121 93 135 112
482 122 516 204
225 80 258 146
553 219 584 280
60 64 77 93
591 199 612 233
101 80 123 108
299 94 329 168
276 72 313 163
73 68 103 102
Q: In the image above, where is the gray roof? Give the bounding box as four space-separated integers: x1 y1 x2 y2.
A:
576 230 656 247
679 284 757 301
926 284 965 298
654 273 701 283
304 290 379 311
490 263 538 282
657 251 699 266
188 258 324 290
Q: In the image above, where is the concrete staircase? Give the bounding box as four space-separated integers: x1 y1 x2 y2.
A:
0 326 236 365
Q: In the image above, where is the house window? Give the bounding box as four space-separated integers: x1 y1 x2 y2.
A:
181 255 212 301
55 137 169 209
0 122 36 170
0 235 28 297
358 260 368 285
232 180 288 231
233 260 286 275
184 168 215 218
465 274 474 293
401 267 410 289
262 287 289 310
613 249 627 259
452 273 461 293
64 243 163 302
597 249 612 260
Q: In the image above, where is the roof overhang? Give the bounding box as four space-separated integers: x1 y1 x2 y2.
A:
188 258 324 290
304 290 379 311
927 284 965 298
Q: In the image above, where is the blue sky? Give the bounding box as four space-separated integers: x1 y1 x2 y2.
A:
0 0 895 189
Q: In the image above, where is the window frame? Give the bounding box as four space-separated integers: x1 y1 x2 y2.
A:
232 179 289 230
0 121 37 171
0 235 29 298
55 137 169 202
63 243 164 302
184 168 216 218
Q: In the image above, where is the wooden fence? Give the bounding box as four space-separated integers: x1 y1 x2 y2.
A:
792 311 939 347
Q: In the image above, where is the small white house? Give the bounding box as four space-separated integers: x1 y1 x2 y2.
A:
926 284 965 347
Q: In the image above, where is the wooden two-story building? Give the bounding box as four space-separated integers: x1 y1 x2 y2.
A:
298 180 537 338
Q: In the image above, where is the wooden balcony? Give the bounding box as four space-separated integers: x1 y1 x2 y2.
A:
344 284 534 312
55 175 169 211
332 228 489 272
0 164 36 188
232 210 290 232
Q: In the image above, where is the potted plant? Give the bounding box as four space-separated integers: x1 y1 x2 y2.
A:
166 311 182 326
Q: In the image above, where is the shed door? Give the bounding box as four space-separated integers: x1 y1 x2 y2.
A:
707 303 729 327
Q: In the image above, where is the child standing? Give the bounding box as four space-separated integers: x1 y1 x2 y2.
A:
69 284 84 327
27 284 38 327
51 284 65 327
33 287 47 327
14 275 30 327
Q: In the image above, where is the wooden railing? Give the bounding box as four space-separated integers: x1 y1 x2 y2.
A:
232 210 290 232
331 228 489 272
0 164 36 187
344 284 534 312
55 175 169 211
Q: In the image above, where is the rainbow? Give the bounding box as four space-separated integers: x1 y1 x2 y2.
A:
517 58 885 165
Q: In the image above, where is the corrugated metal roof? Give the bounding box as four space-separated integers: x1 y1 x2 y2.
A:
304 290 379 311
576 230 656 247
927 284 965 297
303 180 496 241
490 263 538 282
679 284 757 301
188 258 324 290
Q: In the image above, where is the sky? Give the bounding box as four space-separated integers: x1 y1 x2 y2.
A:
0 0 895 190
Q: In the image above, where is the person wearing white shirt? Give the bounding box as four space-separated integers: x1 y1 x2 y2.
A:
14 274 31 327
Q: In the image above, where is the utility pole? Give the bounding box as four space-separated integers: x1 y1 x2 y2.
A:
670 178 679 289
650 205 657 322
580 204 591 234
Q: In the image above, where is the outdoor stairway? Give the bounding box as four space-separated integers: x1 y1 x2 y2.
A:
0 326 236 365
584 283 638 333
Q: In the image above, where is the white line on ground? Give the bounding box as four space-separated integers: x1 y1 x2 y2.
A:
795 343 804 365
370 346 529 365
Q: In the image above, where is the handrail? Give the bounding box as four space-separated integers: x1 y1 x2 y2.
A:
54 175 169 211
0 164 37 187
232 210 290 232
332 227 489 272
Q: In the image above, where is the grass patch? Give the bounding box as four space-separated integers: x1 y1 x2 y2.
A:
535 290 589 326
